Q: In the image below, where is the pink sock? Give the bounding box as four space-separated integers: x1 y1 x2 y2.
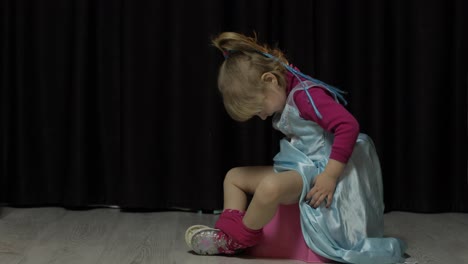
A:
214 209 263 248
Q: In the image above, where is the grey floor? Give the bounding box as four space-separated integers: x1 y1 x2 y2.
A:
0 207 467 264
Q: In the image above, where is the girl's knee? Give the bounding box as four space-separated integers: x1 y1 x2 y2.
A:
255 177 282 204
224 167 242 186
223 166 275 195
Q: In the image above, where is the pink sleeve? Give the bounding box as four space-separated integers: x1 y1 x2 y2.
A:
293 87 360 163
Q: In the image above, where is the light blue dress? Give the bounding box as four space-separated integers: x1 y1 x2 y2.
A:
272 80 407 264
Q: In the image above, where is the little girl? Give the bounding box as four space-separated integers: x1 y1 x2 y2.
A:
185 32 407 263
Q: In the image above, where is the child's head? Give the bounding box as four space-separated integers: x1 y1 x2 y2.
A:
212 32 289 121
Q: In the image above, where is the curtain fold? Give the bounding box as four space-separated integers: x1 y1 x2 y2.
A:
1 0 467 212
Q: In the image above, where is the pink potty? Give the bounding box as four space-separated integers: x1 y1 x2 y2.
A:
246 203 331 263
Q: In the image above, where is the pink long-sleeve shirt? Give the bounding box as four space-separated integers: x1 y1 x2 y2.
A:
285 69 359 163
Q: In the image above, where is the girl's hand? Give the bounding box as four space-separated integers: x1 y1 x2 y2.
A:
305 159 345 208
306 172 337 208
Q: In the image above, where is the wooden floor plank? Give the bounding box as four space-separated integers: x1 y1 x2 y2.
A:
0 207 467 264
18 208 119 264
384 212 468 263
0 207 67 264
96 211 180 264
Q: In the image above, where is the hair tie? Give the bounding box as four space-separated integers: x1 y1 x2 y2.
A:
223 50 238 59
257 51 348 119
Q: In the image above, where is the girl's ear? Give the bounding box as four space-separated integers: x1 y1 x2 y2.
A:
261 72 278 84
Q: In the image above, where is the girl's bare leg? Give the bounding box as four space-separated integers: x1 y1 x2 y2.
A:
223 166 272 211
223 166 303 230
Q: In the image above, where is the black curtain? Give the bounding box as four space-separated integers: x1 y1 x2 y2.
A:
1 0 467 212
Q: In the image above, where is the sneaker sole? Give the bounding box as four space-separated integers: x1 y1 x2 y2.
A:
189 227 222 255
185 225 209 249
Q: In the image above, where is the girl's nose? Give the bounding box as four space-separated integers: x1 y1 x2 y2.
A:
257 113 267 120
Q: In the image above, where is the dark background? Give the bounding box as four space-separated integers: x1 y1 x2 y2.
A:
1 0 467 213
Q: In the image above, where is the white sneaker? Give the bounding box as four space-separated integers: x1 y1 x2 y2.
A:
185 225 209 249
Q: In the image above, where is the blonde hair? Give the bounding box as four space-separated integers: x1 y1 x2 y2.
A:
211 32 288 121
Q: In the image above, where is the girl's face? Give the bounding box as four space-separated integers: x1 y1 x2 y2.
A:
256 74 286 120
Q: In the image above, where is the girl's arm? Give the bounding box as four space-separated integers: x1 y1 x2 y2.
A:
294 86 360 164
294 87 360 208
